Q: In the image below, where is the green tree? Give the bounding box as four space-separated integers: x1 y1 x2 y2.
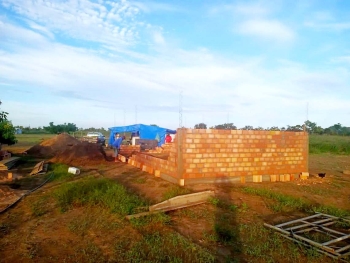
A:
241 125 254 130
0 111 17 148
43 122 78 134
210 123 237 130
194 123 207 129
304 120 316 133
286 125 303 131
266 126 280 131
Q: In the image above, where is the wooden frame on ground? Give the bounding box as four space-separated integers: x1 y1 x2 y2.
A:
264 213 350 261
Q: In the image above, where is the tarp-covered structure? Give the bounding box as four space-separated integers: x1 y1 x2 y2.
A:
108 124 176 146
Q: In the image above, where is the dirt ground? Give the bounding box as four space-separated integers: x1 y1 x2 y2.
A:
0 134 349 262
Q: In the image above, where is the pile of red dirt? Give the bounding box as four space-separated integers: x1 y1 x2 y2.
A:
26 133 80 157
26 133 107 166
50 142 107 166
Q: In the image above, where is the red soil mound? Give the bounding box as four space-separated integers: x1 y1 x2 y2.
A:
50 142 107 166
26 133 80 157
26 133 108 166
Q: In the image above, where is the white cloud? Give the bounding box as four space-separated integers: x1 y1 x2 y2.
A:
238 19 295 42
234 3 270 16
305 21 350 31
332 56 350 63
209 2 269 17
1 1 349 129
132 1 181 13
1 0 142 48
152 30 165 45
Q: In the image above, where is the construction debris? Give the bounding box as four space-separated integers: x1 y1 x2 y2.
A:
29 161 48 176
264 213 350 261
0 157 20 171
126 190 215 220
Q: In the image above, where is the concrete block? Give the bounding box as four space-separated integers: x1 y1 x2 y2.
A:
179 179 185 186
300 172 309 180
253 175 262 183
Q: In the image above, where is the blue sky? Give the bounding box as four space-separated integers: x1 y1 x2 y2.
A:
1 0 349 130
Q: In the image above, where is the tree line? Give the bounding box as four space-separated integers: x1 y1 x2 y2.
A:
194 121 350 136
13 121 350 136
15 123 110 135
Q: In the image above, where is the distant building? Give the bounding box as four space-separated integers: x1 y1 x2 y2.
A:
15 128 22 134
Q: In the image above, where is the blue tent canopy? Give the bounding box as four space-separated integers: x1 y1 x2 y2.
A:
108 124 176 146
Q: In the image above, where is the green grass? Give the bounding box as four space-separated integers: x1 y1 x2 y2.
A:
162 186 192 201
309 134 350 154
241 187 350 218
130 212 172 228
13 134 55 146
114 231 215 263
238 224 330 262
30 196 51 217
49 163 75 181
53 177 146 214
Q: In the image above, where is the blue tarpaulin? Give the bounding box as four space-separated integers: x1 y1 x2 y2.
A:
108 124 176 146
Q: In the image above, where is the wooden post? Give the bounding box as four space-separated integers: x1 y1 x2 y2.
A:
306 131 309 173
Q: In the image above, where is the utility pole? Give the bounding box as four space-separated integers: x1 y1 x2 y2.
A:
123 109 126 126
304 102 309 132
179 90 183 128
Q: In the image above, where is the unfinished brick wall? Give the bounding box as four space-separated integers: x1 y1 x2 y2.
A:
120 145 141 156
126 128 308 185
128 145 179 183
180 129 308 184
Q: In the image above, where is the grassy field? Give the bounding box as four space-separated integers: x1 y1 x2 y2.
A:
7 133 350 155
1 133 350 262
309 134 350 154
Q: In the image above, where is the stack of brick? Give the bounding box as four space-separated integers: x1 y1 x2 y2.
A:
160 143 174 153
147 142 174 154
128 151 177 178
119 145 141 157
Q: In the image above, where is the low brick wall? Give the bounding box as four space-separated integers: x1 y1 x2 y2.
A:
128 150 178 179
181 129 308 180
119 145 141 156
125 128 308 185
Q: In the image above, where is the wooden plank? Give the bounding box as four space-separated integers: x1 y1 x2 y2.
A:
149 190 215 212
276 213 336 228
30 161 45 175
265 213 350 261
126 190 215 220
264 223 336 254
322 234 350 246
285 218 335 231
0 157 20 170
336 244 350 253
0 157 20 165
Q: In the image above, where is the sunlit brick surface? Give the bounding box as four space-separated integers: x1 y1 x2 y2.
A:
127 129 308 185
